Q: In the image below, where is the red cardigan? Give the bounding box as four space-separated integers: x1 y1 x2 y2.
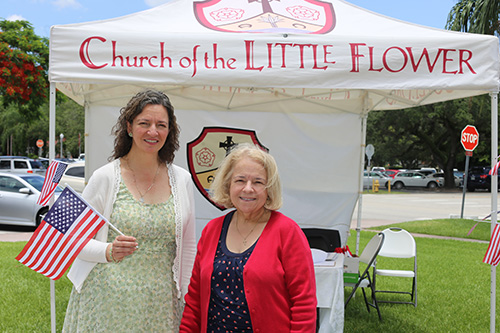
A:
180 210 317 332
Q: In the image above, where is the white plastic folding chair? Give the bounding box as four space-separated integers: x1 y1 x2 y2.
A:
344 232 385 320
373 227 417 307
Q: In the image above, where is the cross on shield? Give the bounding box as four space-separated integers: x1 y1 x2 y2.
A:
187 126 268 210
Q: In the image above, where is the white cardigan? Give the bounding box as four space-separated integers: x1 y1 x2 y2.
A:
67 159 196 300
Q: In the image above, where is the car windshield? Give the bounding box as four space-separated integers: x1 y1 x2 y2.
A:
30 160 44 169
20 175 63 193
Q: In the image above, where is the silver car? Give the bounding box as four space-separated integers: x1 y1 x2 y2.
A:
0 173 62 226
363 171 392 189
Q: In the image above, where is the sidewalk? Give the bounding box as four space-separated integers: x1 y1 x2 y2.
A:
0 231 33 242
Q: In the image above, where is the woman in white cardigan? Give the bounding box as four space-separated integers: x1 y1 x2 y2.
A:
63 89 196 332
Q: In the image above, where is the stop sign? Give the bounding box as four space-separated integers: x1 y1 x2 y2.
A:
36 139 44 148
461 125 479 151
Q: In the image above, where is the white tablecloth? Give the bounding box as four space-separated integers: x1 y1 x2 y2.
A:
314 254 344 333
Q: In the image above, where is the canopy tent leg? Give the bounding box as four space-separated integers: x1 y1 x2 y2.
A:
49 83 56 160
490 92 498 333
355 93 369 255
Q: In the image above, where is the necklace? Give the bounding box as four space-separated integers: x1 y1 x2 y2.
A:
235 211 268 246
236 220 258 247
125 158 161 203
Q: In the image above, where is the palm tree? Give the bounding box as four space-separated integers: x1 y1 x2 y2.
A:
446 0 500 35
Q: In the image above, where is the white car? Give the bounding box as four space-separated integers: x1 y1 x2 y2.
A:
392 171 441 190
0 156 46 175
0 173 62 226
59 161 86 193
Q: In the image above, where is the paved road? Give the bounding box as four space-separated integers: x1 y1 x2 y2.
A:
1 190 497 242
351 190 496 229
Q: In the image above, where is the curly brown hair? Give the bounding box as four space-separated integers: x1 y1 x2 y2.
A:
110 89 179 164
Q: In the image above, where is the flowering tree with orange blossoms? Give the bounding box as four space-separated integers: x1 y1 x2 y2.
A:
0 20 49 119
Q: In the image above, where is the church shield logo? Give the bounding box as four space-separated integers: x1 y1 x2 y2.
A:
187 127 268 210
194 0 335 34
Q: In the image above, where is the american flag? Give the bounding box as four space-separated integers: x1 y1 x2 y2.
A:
489 155 500 176
36 161 68 206
16 187 106 280
483 223 500 266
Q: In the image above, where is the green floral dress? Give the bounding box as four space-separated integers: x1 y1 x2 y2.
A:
63 180 182 332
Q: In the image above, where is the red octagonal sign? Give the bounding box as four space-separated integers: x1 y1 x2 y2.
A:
461 125 479 151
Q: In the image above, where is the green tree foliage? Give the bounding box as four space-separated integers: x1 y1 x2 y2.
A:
0 96 84 158
0 19 49 119
446 0 500 35
366 95 492 188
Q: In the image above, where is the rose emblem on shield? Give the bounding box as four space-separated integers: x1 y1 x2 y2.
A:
286 6 320 20
195 147 216 167
210 8 245 21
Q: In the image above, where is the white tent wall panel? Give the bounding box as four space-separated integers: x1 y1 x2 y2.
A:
85 106 361 243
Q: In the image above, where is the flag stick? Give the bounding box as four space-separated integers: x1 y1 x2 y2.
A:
50 280 56 333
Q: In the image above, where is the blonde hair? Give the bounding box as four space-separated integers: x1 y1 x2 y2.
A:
210 143 282 210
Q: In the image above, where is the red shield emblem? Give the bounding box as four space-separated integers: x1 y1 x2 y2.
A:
187 127 268 210
194 0 335 34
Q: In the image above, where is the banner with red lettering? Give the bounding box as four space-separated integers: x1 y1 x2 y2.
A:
50 0 499 110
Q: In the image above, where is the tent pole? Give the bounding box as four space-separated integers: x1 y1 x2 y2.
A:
49 83 56 161
490 92 498 333
49 83 56 333
355 94 369 255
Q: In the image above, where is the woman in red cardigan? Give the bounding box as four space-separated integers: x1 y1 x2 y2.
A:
180 143 317 332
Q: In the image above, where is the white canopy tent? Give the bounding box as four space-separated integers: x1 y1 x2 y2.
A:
47 0 500 331
48 0 499 243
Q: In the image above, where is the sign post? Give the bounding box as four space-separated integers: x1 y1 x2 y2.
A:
460 125 479 218
36 139 44 157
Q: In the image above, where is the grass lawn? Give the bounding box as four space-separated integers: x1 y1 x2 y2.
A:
367 218 493 242
344 224 500 332
2 218 500 332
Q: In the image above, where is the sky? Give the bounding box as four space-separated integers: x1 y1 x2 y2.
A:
2 0 458 38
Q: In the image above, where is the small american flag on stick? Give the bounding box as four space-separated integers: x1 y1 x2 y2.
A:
16 186 107 280
36 161 67 206
483 223 500 266
489 155 500 176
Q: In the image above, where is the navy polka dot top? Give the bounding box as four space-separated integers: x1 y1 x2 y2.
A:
207 211 256 333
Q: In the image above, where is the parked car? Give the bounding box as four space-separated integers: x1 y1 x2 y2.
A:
0 172 62 226
466 166 500 192
382 169 402 179
433 172 461 187
59 161 85 193
419 167 437 175
363 171 391 189
392 171 441 190
55 157 76 163
371 167 385 172
39 157 50 169
0 156 46 175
